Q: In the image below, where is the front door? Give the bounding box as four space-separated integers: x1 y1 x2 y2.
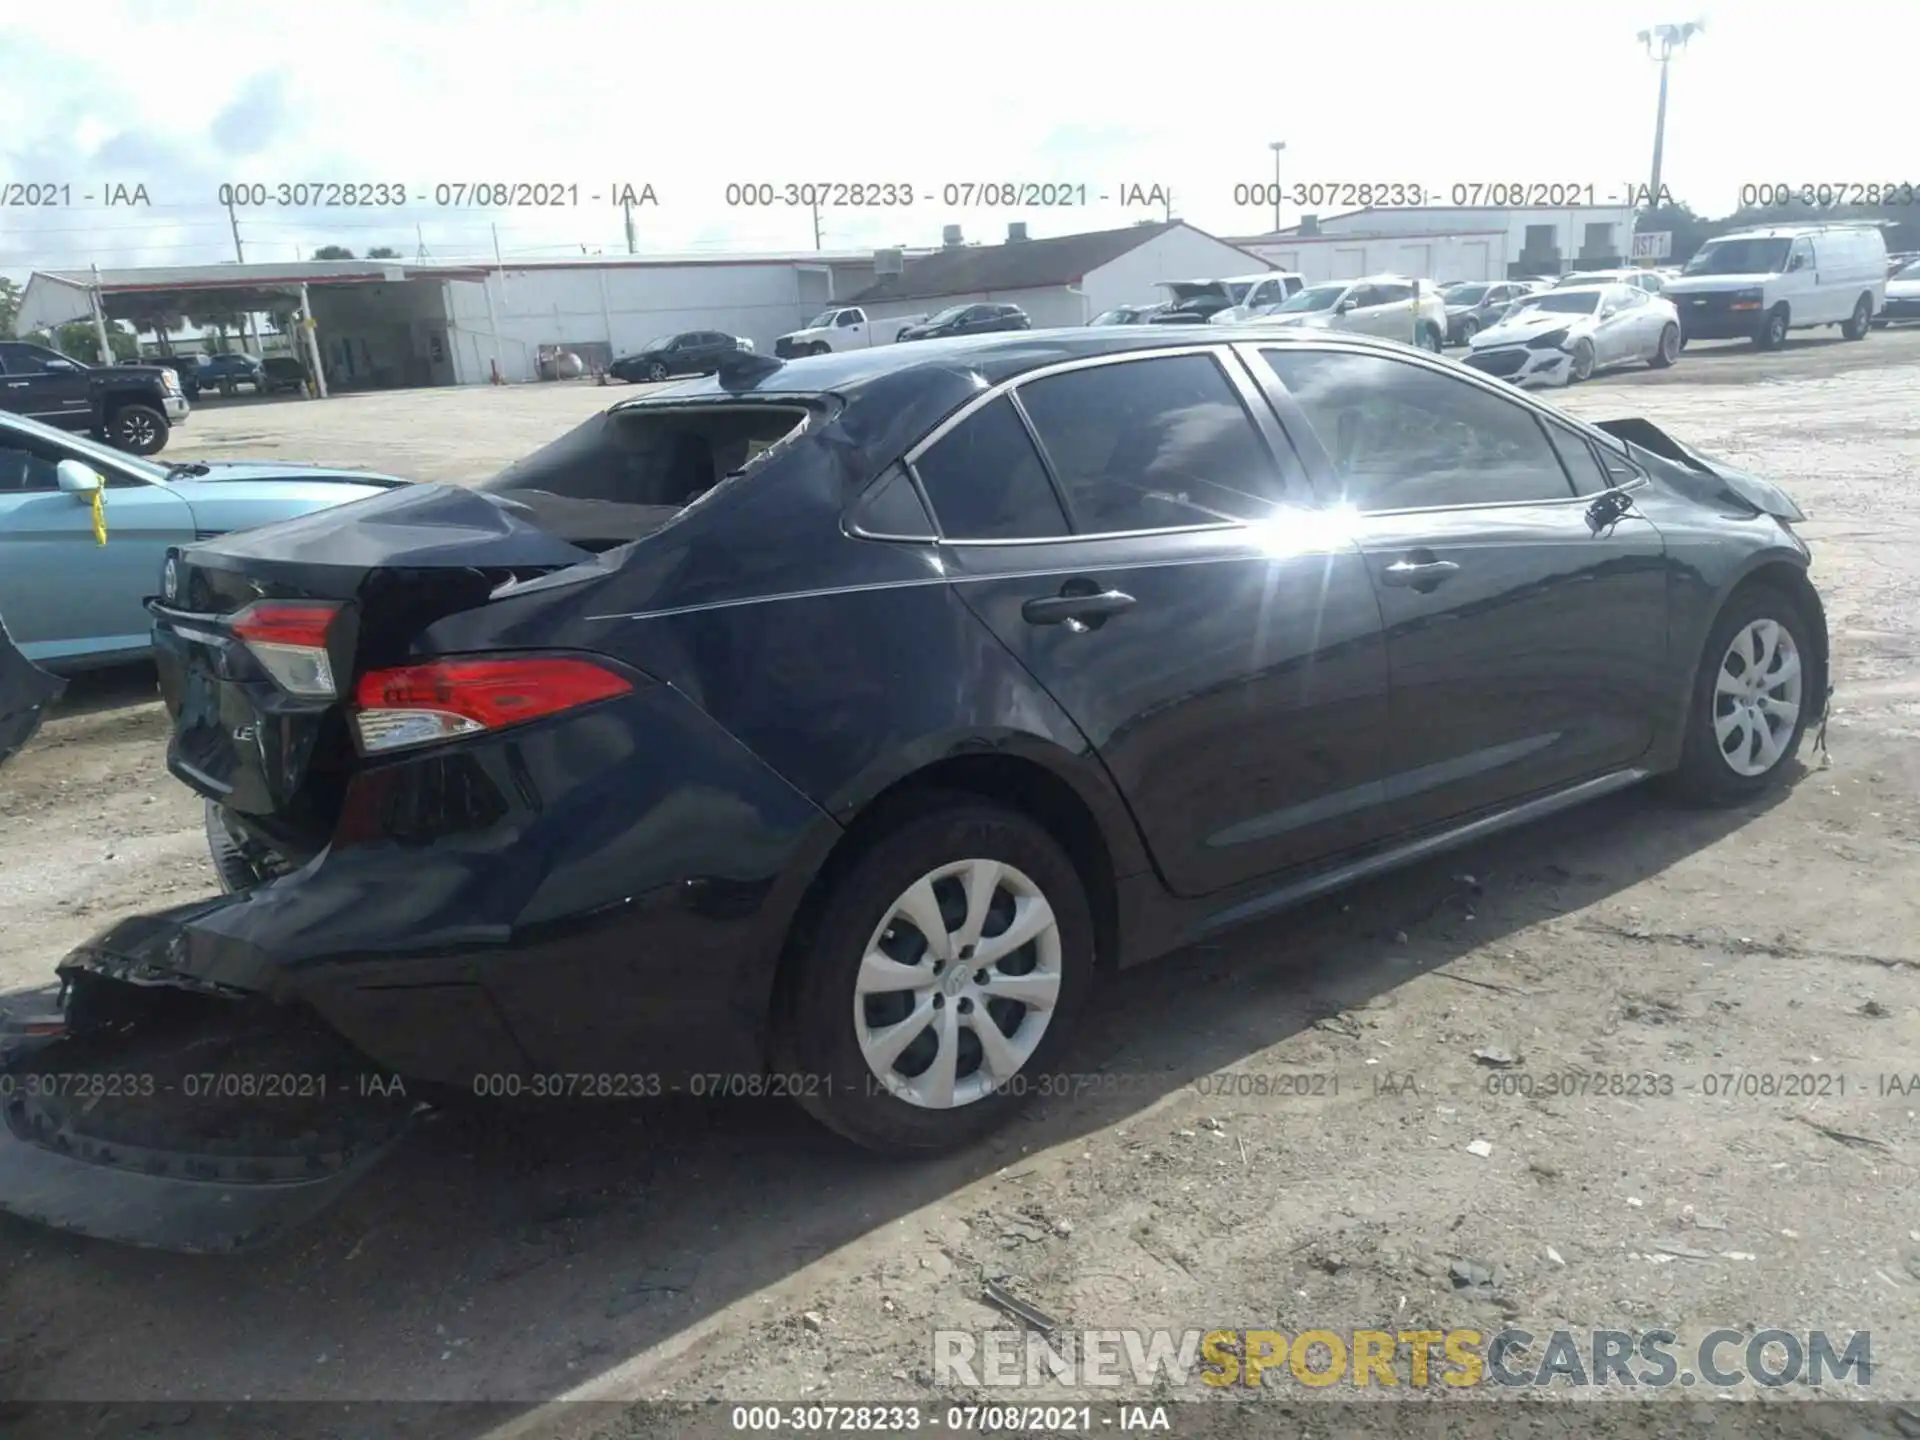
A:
0 434 197 663
906 349 1394 896
0 343 94 427
1251 344 1670 834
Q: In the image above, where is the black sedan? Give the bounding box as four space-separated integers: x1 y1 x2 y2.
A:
607 330 753 382
1440 281 1537 345
3 329 1828 1249
896 303 1031 341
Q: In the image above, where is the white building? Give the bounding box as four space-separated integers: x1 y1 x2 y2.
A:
1229 204 1640 284
14 250 928 391
848 221 1276 327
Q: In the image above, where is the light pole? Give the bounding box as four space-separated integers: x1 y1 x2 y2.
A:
1637 21 1702 204
1268 140 1287 234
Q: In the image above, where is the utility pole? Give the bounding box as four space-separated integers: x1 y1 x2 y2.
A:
1268 140 1287 234
811 197 823 251
1638 22 1703 204
415 223 430 263
623 197 637 254
227 197 245 262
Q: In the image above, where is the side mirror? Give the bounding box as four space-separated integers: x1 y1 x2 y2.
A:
1336 297 1357 314
56 459 103 497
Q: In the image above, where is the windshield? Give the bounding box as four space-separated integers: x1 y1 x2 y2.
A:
924 305 972 324
1276 284 1347 314
804 311 840 329
1684 238 1792 275
642 335 674 351
1446 285 1490 304
0 411 167 482
1089 309 1136 325
1894 260 1920 281
1512 291 1602 316
1223 283 1254 305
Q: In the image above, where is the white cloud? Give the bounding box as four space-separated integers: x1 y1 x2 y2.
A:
2 0 1907 279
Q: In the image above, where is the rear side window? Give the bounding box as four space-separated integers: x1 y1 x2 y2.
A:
912 395 1068 540
1015 354 1290 531
1259 348 1576 511
1543 422 1611 495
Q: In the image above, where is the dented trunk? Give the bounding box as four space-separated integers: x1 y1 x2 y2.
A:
149 483 676 855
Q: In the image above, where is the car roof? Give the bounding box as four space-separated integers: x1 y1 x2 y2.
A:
617 326 1459 410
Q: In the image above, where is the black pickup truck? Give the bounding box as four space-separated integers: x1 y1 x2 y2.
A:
0 340 189 455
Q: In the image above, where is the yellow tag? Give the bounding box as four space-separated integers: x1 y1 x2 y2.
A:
91 486 108 545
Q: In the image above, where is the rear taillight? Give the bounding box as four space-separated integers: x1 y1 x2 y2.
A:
231 601 342 697
350 657 632 754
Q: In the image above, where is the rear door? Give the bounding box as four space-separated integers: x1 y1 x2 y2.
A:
0 344 93 427
0 430 196 661
1249 344 1669 835
908 346 1394 896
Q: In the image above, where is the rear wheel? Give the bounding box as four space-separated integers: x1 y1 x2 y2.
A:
107 404 169 455
774 800 1094 1155
1649 322 1680 368
1841 294 1873 340
1668 585 1814 806
205 800 296 893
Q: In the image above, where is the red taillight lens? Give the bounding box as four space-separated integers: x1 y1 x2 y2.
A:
231 601 342 697
350 657 632 754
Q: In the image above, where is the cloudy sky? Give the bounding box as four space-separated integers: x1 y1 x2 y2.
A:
0 0 1903 283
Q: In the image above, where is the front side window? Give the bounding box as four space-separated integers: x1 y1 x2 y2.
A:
1015 354 1289 531
911 395 1068 541
0 445 60 493
1258 349 1576 512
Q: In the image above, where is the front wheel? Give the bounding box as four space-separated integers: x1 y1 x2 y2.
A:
1841 295 1873 341
107 404 170 455
1754 306 1789 349
1667 586 1816 806
1568 338 1595 382
1649 322 1680 368
774 800 1095 1155
645 361 668 382
1456 318 1478 346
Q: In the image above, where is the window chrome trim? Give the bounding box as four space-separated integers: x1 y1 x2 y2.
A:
901 342 1242 467
902 342 1314 547
1232 336 1653 517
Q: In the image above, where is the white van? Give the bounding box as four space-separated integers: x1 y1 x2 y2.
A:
1663 224 1887 349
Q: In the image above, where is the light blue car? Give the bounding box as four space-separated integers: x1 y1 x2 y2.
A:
0 409 409 671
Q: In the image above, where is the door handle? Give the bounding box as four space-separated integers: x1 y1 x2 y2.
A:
1381 557 1460 590
1022 587 1136 629
5 382 29 389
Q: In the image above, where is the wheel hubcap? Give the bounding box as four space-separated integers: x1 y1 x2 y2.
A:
853 858 1062 1110
1713 618 1803 777
1662 328 1677 361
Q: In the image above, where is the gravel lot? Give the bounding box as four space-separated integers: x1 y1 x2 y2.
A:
3 329 1919 1436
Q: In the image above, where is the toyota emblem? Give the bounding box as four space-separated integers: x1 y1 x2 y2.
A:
162 555 178 602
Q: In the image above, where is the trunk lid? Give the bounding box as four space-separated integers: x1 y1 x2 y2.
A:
150 483 672 846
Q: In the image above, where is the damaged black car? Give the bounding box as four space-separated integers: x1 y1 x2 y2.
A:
2 329 1829 1250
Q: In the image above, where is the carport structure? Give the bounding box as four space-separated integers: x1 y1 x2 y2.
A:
14 260 490 397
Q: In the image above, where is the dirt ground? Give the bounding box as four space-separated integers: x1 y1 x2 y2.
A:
3 329 1919 1437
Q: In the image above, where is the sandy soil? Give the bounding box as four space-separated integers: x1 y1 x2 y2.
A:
3 329 1919 1437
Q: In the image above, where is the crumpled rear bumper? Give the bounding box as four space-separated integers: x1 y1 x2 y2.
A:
0 939 419 1254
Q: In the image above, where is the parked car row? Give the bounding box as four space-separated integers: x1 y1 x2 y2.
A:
1 340 188 455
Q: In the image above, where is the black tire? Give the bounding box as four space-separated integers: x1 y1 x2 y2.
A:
1753 306 1789 350
1841 294 1873 341
646 361 668 382
205 800 296 893
1456 318 1478 346
1667 584 1816 807
1568 338 1595 382
1649 322 1680 368
774 798 1096 1156
107 403 169 456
